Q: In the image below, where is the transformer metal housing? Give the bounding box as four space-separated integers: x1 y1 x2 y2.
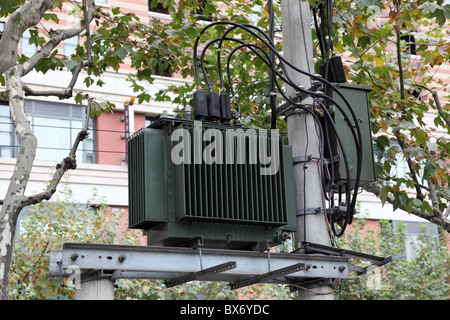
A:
127 118 296 250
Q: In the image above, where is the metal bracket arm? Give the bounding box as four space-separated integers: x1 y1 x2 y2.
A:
229 262 306 290
164 261 237 288
302 242 405 267
292 155 313 165
276 82 323 116
296 207 322 216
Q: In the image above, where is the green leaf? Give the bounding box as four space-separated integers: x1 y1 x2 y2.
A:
420 200 433 214
393 192 408 211
422 161 437 180
376 135 390 151
111 7 121 15
74 93 84 105
379 187 388 206
432 9 446 26
358 36 371 50
444 4 450 19
112 47 129 60
63 59 78 71
393 120 417 132
43 13 59 23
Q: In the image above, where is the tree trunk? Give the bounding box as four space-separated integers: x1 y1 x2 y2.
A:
0 0 98 299
0 65 38 300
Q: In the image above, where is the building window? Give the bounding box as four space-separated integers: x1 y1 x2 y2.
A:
148 1 169 14
373 141 409 187
63 35 79 57
0 21 4 32
391 220 439 261
21 29 38 57
95 0 107 4
0 101 14 158
374 140 431 189
401 33 416 55
0 101 95 163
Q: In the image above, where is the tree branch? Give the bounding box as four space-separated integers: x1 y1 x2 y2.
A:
363 182 450 233
21 0 97 77
0 0 54 75
23 61 84 99
82 0 94 66
394 133 425 201
413 84 450 130
20 241 50 284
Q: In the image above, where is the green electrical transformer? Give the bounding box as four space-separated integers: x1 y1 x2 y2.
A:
127 118 297 250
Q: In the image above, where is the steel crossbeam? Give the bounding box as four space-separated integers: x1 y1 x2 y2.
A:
49 243 351 286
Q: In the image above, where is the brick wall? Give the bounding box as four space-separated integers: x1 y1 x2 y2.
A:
96 110 147 165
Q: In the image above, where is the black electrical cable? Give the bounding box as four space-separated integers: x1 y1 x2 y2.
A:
199 36 275 116
194 21 276 90
313 5 326 64
193 20 363 235
220 38 357 233
268 0 277 130
223 42 354 221
194 21 358 138
303 113 309 243
268 51 363 234
202 22 289 118
214 22 286 117
315 0 338 218
216 23 281 89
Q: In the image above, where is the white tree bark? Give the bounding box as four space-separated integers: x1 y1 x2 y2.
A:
0 65 37 300
0 0 54 75
0 0 97 299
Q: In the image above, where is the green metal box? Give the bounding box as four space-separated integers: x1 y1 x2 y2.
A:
325 83 376 191
128 118 296 250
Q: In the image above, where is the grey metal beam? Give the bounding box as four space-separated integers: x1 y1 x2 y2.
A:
164 261 237 288
49 242 350 285
302 242 405 266
230 263 306 290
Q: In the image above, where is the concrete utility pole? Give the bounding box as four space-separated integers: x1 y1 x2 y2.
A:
75 277 115 300
280 0 335 300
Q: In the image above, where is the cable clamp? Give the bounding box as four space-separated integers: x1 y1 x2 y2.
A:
324 155 340 165
296 207 322 216
292 155 312 164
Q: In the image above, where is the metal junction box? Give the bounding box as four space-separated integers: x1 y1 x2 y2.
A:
128 118 296 250
325 83 376 191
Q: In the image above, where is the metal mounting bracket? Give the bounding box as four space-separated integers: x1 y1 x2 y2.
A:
286 277 342 293
229 262 306 290
301 241 405 274
292 155 313 164
164 261 237 288
296 207 322 216
276 82 323 116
